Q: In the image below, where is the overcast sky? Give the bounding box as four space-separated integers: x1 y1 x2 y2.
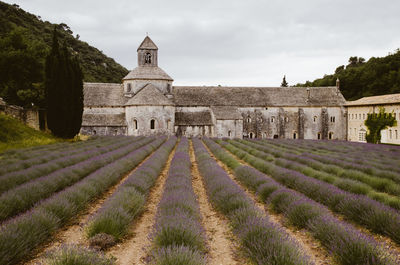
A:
5 0 400 86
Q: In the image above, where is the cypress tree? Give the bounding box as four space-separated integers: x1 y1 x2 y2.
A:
45 27 83 138
281 75 288 87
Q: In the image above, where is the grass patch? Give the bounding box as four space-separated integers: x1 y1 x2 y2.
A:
0 113 62 153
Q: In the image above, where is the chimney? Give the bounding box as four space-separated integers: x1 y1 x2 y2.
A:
336 78 340 95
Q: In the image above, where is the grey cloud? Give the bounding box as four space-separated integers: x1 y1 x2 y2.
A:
5 0 400 85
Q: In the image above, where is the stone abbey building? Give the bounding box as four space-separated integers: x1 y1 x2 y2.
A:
81 36 347 140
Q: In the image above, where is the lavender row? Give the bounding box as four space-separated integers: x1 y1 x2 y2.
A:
270 139 400 172
0 136 139 194
151 138 207 265
207 139 393 265
0 137 155 222
193 138 312 265
0 136 122 176
222 140 400 246
86 137 177 246
264 139 400 179
0 137 166 265
238 140 400 210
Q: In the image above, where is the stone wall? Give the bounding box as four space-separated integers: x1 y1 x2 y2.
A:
125 105 175 136
347 104 400 144
0 102 40 130
239 106 346 140
80 126 127 136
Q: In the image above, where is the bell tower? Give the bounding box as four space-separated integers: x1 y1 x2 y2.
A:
123 36 173 96
137 36 158 67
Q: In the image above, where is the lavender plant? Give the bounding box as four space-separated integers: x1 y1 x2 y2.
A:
0 136 137 194
44 244 115 265
0 137 165 265
193 138 312 265
0 137 154 222
222 140 400 247
86 137 177 244
207 141 394 264
151 138 207 265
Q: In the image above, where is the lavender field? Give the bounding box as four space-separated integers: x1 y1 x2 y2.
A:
1 136 400 265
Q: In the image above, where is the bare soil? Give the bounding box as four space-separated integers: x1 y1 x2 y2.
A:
203 142 335 265
107 144 177 265
189 140 245 265
25 147 161 265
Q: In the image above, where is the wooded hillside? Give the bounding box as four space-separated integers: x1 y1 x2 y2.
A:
0 1 128 107
296 51 400 100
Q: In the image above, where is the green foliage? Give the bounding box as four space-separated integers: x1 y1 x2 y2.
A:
0 2 129 108
365 107 397 144
45 28 83 138
296 52 400 100
281 75 288 87
0 27 47 107
0 113 60 153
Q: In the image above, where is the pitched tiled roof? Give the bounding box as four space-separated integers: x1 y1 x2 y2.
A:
137 36 158 51
172 86 346 107
175 111 213 126
211 106 242 120
123 66 173 81
346 93 400 106
83 83 126 107
82 113 127 126
125 84 174 106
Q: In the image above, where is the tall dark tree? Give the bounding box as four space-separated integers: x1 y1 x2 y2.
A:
281 75 288 87
45 28 83 138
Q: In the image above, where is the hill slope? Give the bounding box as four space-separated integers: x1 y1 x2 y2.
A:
296 51 400 100
0 1 128 83
0 1 129 107
0 113 61 152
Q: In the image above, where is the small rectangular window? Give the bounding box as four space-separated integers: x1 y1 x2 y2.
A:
363 113 365 119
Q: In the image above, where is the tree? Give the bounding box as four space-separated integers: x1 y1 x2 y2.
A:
281 75 288 87
364 107 397 144
0 27 47 107
45 27 83 138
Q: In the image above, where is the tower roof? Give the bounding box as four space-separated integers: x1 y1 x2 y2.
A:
137 36 158 51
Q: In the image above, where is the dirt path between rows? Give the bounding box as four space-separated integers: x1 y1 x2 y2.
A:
202 141 335 265
25 145 161 265
107 143 177 265
189 140 245 265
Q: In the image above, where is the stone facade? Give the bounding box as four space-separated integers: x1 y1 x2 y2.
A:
81 36 348 140
346 94 400 144
0 97 41 130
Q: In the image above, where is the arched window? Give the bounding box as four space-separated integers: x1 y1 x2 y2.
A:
284 117 289 122
150 119 155 130
330 116 335 123
293 132 297 139
134 119 138 130
329 132 333 140
93 130 96 135
246 117 251 123
114 129 118 135
145 52 152 64
313 116 317 123
228 130 232 137
127 83 132 92
317 132 321 139
271 117 275 123
262 132 267 139
249 132 254 139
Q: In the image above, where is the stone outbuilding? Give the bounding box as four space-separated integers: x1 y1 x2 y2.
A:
346 93 400 144
81 36 348 140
